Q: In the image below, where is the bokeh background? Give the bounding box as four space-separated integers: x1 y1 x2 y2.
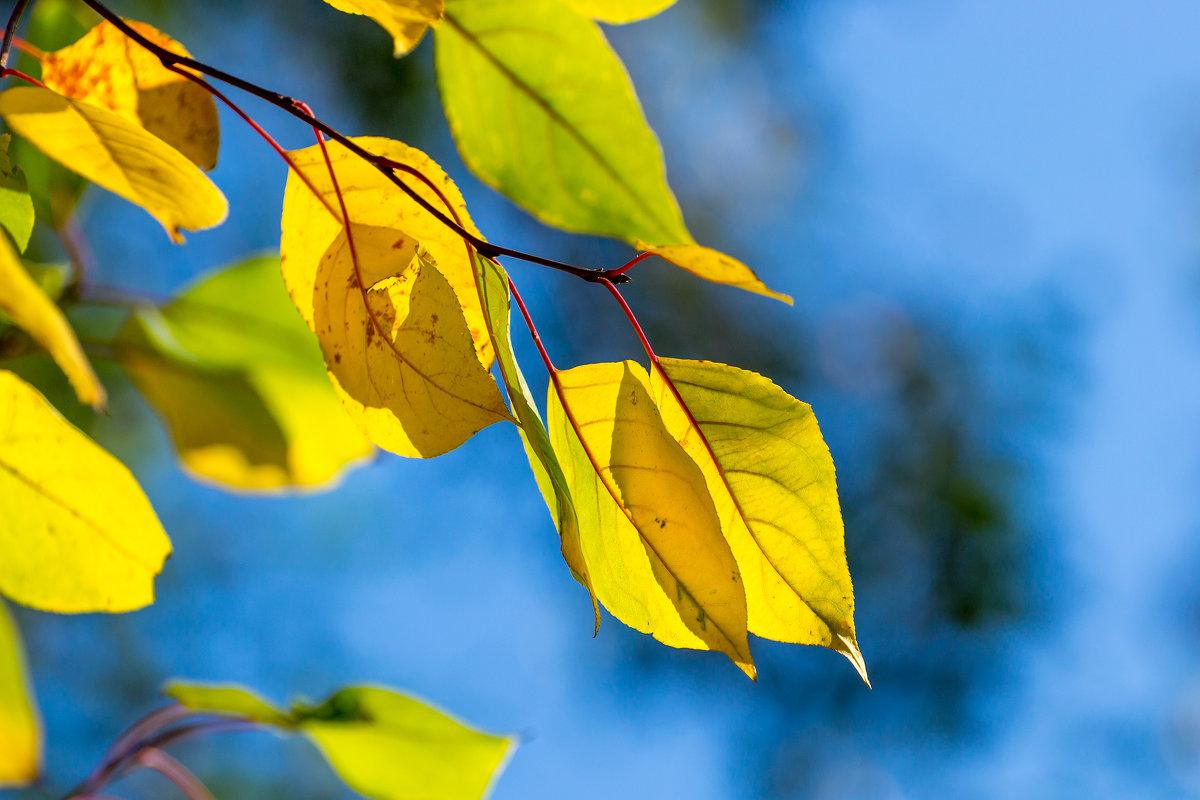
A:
6 0 1200 797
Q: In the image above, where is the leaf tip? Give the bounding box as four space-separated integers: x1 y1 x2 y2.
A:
835 633 870 688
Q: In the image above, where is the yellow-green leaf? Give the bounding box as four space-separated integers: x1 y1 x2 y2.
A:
39 19 221 170
322 0 443 56
472 253 597 627
548 361 754 678
115 255 373 492
167 681 515 800
0 134 34 252
0 601 39 787
0 371 171 612
649 358 867 683
314 224 509 457
280 136 493 366
0 87 227 242
0 231 104 408
435 0 691 246
633 241 793 304
163 681 291 726
558 0 676 23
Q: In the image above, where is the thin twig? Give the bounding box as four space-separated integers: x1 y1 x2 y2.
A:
0 0 32 69
135 749 216 800
71 704 193 798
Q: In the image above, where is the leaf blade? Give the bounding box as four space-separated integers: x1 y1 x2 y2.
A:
39 19 221 170
0 87 227 242
0 371 171 613
116 255 373 492
435 0 691 246
549 361 754 677
557 0 677 23
0 231 104 408
634 241 793 304
650 358 867 682
314 225 510 458
0 601 39 787
322 0 444 56
0 135 34 252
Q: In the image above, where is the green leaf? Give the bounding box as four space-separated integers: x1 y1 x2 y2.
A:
0 370 171 612
649 358 867 683
163 682 291 726
0 232 104 408
115 255 373 492
471 253 597 628
167 681 516 800
0 601 39 787
435 0 691 246
0 135 34 253
548 360 754 678
558 0 676 24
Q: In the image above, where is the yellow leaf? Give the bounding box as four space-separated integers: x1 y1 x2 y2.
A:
0 232 104 408
323 0 443 56
0 87 227 242
0 601 39 787
281 136 492 367
548 361 754 678
649 358 867 683
0 371 171 613
471 253 598 629
116 256 373 492
314 224 510 458
558 0 676 23
39 19 220 170
633 240 793 304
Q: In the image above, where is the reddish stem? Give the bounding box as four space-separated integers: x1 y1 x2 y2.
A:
11 36 43 60
0 66 44 87
604 251 657 278
598 279 663 370
136 748 215 800
507 276 557 375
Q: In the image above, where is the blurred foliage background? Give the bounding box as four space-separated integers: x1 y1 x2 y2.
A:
6 0 1199 798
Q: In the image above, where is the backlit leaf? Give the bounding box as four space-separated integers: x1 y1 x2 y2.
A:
633 241 793 304
558 0 676 23
472 253 597 627
39 20 221 170
322 0 443 56
0 87 227 242
435 0 692 246
0 601 39 787
649 358 867 682
313 224 509 457
167 681 515 800
0 135 34 252
548 361 754 678
0 231 104 408
0 370 171 612
280 136 493 366
116 255 373 492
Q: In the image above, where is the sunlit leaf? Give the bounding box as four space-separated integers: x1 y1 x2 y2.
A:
649 358 867 682
0 135 34 252
313 224 509 457
322 0 443 56
39 19 221 170
435 0 691 246
633 241 793 304
280 136 493 366
0 370 171 612
558 0 676 23
472 253 597 627
0 231 103 408
167 681 516 800
0 601 39 787
116 255 373 492
548 361 754 678
0 87 227 242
